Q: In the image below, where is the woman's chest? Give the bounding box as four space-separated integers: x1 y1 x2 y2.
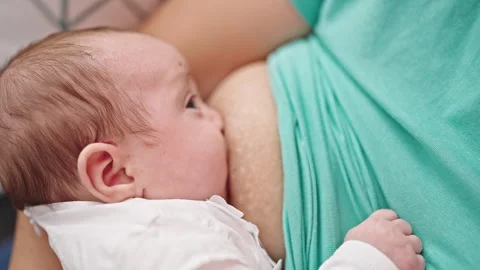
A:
208 63 285 260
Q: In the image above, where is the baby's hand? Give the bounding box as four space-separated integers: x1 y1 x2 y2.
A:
345 209 424 270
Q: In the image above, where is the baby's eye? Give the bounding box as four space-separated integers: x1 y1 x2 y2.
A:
186 97 197 109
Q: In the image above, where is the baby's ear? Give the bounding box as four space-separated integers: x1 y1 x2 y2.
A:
77 143 136 203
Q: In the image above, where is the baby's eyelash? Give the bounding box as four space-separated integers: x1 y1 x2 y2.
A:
186 96 197 109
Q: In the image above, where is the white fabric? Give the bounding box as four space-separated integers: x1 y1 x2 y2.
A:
26 196 397 270
26 196 281 270
320 241 398 270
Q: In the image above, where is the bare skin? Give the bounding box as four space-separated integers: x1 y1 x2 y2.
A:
209 63 285 259
7 2 426 270
10 66 426 269
9 62 282 270
9 1 308 268
138 0 308 97
9 213 61 269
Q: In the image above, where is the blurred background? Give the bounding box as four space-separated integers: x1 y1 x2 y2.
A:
0 1 163 268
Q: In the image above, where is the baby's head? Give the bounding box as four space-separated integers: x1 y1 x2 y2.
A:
0 28 228 210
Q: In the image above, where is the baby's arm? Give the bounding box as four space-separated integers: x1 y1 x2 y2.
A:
319 210 425 270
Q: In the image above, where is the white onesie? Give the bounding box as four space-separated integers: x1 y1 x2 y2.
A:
25 195 397 270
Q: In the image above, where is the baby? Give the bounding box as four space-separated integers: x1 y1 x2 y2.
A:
0 28 422 270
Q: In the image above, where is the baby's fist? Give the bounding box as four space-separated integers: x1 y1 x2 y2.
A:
345 209 425 270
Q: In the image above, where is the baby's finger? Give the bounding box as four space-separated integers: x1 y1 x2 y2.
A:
392 219 413 235
416 255 426 270
408 235 423 253
370 209 398 221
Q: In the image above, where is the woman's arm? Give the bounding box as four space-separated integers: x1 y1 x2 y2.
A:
9 211 61 270
138 0 309 98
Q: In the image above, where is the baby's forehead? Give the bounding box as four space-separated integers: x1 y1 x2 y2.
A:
89 32 189 91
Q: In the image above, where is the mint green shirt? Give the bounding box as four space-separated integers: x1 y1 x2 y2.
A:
268 1 480 269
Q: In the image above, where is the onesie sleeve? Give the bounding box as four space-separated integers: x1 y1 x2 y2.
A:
319 241 398 270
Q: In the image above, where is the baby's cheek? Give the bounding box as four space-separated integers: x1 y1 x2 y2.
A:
198 154 228 198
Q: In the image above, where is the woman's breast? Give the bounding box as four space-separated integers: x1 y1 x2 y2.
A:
207 62 285 260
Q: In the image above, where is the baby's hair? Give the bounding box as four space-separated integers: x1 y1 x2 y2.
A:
0 28 152 210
